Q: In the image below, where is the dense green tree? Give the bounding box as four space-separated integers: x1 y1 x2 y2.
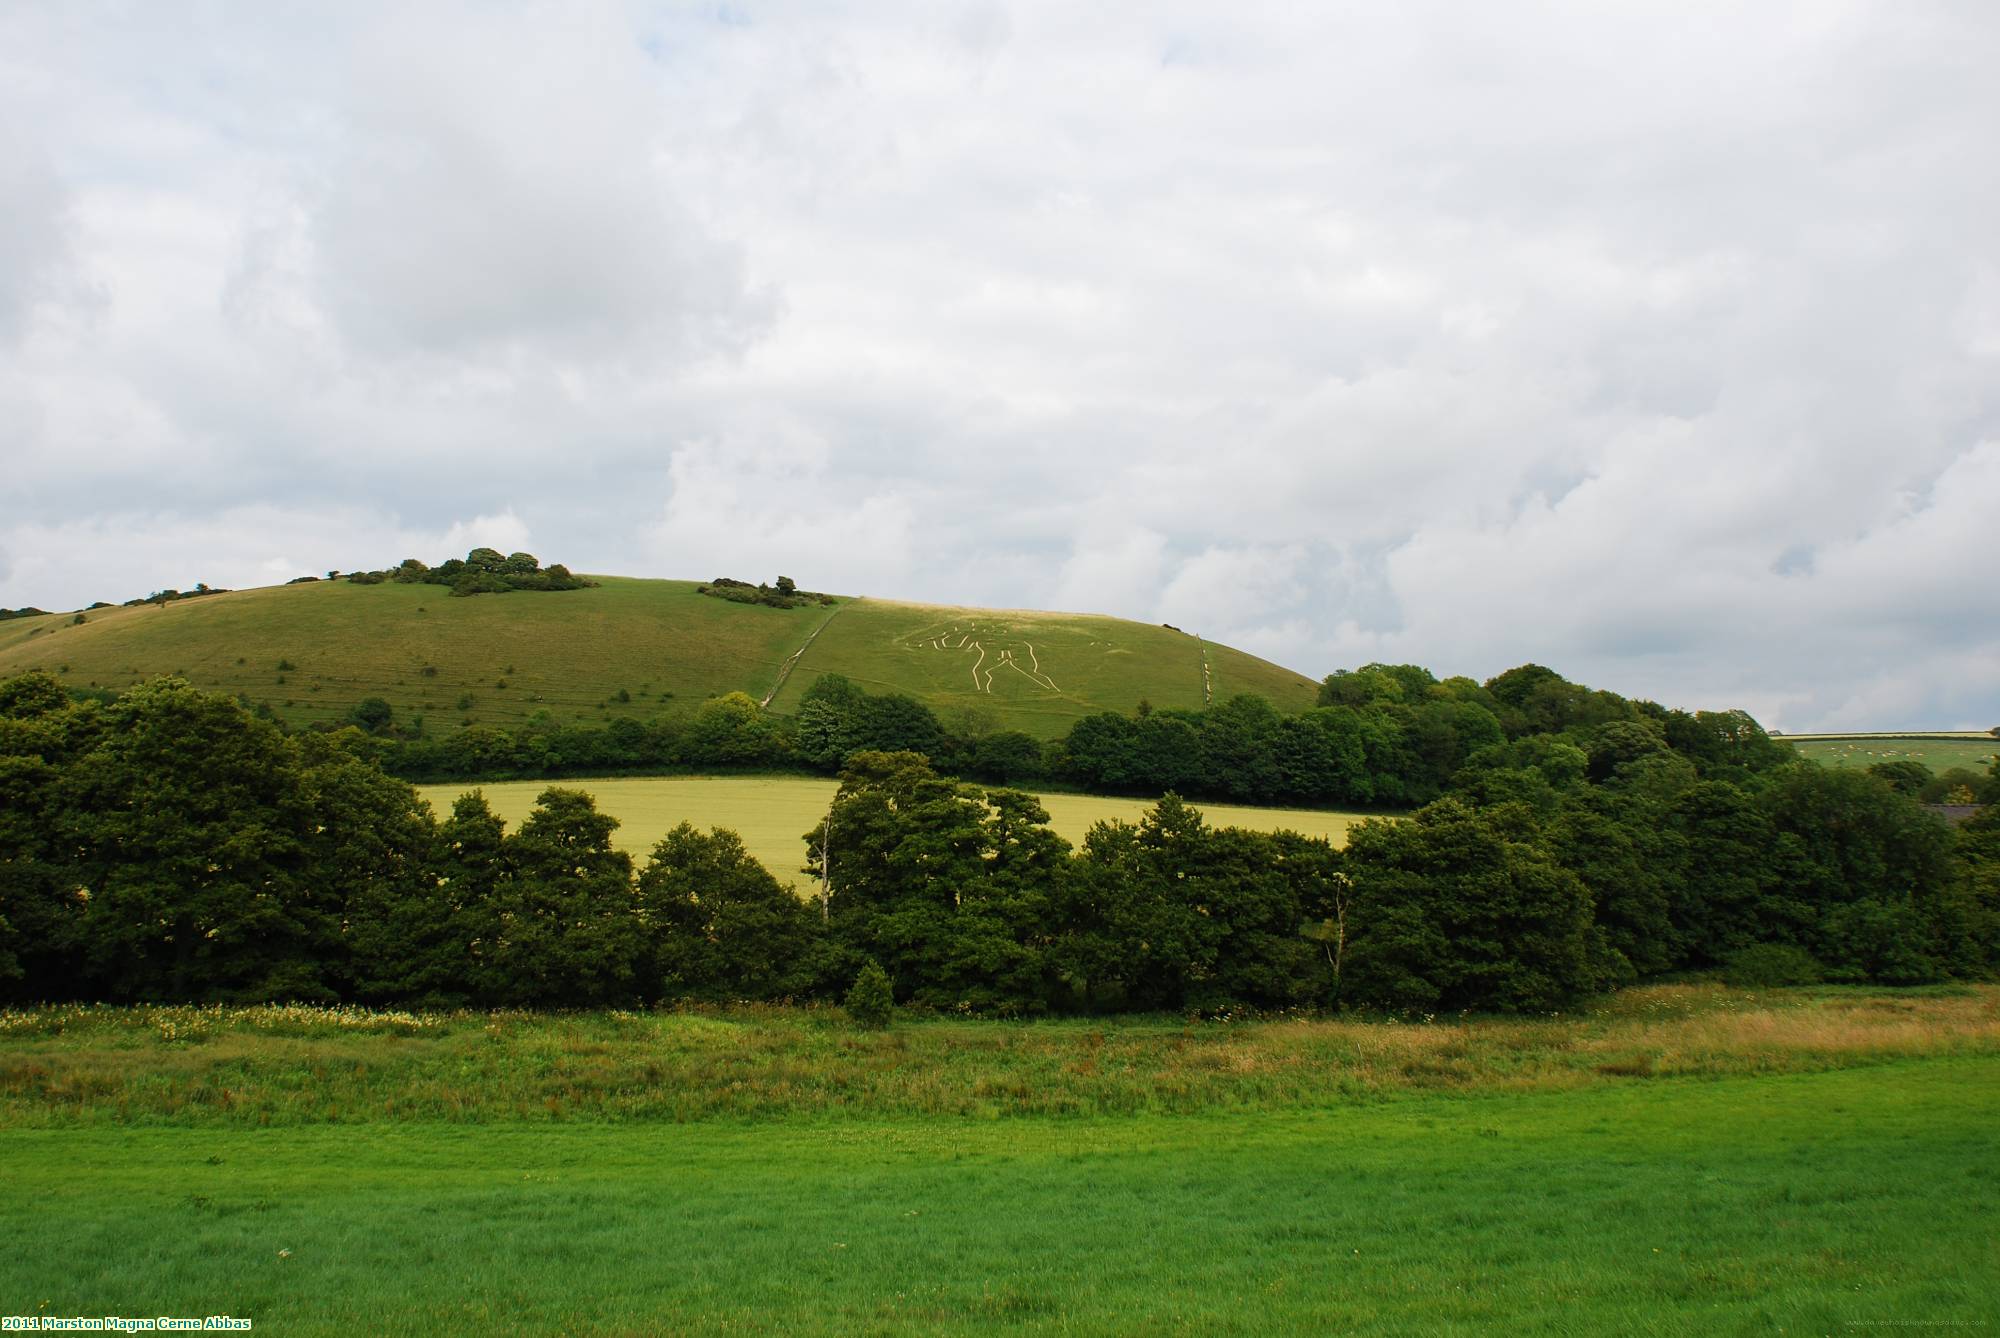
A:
490 789 644 1006
1341 799 1594 1012
64 680 333 1001
685 692 788 766
1669 780 1800 965
0 674 98 996
294 735 447 1003
640 823 821 999
1054 797 1222 1011
1756 767 1956 982
803 752 1063 1010
1585 720 1671 783
969 730 1044 783
851 693 947 758
1867 759 1934 796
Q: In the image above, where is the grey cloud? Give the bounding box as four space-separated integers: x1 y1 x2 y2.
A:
306 7 771 364
0 129 85 342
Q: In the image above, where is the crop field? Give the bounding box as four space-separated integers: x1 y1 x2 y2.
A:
0 986 1994 1334
766 596 1322 737
417 775 1369 884
0 580 1322 738
1786 732 1999 774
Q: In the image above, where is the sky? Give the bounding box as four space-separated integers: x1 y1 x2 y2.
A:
1 1 1996 731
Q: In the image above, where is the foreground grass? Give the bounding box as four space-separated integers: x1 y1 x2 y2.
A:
4 988 1994 1334
3 984 1994 1126
418 775 1370 886
2 1060 1993 1334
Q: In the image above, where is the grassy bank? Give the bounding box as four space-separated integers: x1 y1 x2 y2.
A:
3 984 1994 1126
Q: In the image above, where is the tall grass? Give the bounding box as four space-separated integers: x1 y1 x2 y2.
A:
3 984 1992 1127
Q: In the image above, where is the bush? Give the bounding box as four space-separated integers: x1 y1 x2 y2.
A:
1722 944 1824 988
846 960 895 1029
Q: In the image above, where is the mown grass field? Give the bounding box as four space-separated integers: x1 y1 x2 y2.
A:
417 775 1370 884
765 596 1322 737
0 579 1322 738
0 987 1994 1334
1786 732 1999 774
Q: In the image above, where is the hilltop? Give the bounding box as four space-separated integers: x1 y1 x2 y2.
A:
0 575 1320 738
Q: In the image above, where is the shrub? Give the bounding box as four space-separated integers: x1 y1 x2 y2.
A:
846 960 895 1029
1722 944 1824 988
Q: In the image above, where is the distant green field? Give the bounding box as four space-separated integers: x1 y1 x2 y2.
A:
0 579 1321 738
1787 733 1998 774
418 775 1369 885
1 988 1994 1335
769 596 1321 737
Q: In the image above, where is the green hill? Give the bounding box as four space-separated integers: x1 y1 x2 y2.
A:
0 577 1321 737
766 596 1319 734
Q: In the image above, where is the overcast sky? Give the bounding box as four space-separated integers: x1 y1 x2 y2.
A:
2 2 1996 730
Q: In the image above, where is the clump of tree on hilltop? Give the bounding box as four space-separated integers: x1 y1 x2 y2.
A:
696 575 834 609
332 548 594 598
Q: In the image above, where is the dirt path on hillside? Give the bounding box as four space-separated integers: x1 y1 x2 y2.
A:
761 604 846 707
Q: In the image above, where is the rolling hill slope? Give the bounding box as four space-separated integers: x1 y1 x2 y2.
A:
0 577 1322 737
768 597 1320 734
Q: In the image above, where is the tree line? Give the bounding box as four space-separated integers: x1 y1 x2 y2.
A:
366 662 1851 818
2 669 1995 1012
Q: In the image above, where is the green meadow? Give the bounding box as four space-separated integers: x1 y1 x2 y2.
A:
417 774 1369 883
0 986 1995 1335
1785 732 1999 775
0 579 1319 739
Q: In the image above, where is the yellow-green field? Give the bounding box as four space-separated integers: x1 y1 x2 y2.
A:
417 775 1367 885
0 579 1320 739
1786 733 1998 774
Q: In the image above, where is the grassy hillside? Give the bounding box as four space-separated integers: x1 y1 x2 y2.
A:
0 578 811 731
1785 733 1999 773
417 775 1368 886
0 579 1321 736
769 596 1321 736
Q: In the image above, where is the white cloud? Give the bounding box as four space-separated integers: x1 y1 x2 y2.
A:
437 511 533 562
646 436 918 596
1049 526 1167 619
1 0 1996 726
